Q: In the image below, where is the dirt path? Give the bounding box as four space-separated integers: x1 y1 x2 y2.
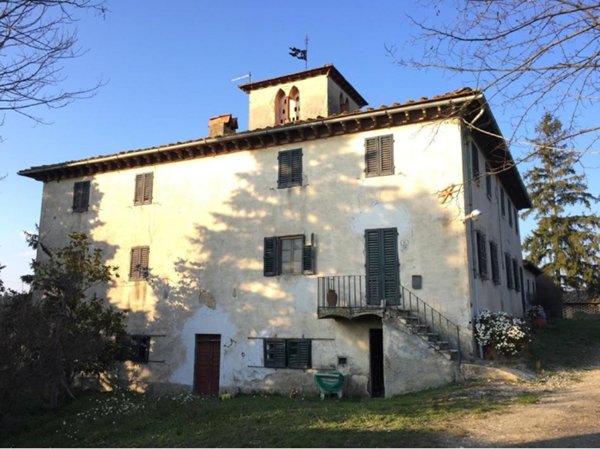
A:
447 368 600 447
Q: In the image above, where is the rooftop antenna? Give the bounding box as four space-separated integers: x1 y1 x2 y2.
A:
289 35 308 70
231 72 252 84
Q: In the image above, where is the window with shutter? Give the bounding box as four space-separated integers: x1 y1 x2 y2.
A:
514 207 519 235
490 241 500 285
264 234 315 276
365 135 394 177
500 188 506 216
512 258 520 292
365 228 399 305
72 181 90 212
264 338 311 369
129 246 150 280
485 162 492 199
128 335 151 363
505 253 514 289
508 199 513 227
278 149 302 188
134 173 153 205
471 142 480 184
475 231 488 279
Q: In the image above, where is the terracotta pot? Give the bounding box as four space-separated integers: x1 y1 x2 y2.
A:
326 289 338 307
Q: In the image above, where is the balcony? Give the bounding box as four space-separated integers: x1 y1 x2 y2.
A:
317 275 402 319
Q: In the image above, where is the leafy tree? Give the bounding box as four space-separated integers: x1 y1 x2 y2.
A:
397 1 600 151
0 232 126 421
523 113 600 294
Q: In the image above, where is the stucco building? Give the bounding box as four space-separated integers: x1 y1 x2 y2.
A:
20 65 531 397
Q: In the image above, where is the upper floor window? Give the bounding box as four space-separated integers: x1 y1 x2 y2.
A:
505 253 514 289
485 162 492 200
278 148 302 188
365 135 394 177
514 207 520 235
263 234 315 276
134 173 153 205
72 181 90 212
500 188 506 217
276 89 287 124
275 87 300 124
489 241 500 285
471 142 480 185
475 230 488 280
508 199 513 227
129 246 150 281
289 86 300 122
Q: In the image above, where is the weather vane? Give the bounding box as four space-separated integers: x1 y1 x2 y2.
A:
289 35 308 70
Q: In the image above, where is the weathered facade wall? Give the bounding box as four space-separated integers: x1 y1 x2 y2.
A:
37 118 474 397
464 135 527 319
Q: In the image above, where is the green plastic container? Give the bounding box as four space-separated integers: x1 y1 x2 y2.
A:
314 371 345 399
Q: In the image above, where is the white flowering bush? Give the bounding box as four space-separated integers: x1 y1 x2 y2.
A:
474 309 530 356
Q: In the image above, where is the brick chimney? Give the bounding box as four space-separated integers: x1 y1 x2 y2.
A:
208 114 238 138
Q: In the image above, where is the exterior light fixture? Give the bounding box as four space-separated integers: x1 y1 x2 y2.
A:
463 209 482 222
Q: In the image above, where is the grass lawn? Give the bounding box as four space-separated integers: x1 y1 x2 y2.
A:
527 317 600 370
1 383 529 448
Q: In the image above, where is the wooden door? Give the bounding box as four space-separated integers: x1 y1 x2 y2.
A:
194 334 221 396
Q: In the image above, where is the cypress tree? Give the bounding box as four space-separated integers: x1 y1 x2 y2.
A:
523 113 600 294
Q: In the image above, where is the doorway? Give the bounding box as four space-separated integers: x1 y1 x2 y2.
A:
369 328 385 397
194 334 221 396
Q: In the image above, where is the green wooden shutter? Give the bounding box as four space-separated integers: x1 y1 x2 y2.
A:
278 151 291 188
476 231 488 279
263 237 279 276
81 181 90 211
490 241 500 285
365 229 382 304
505 253 514 289
264 339 285 368
143 173 153 203
382 228 400 303
140 247 150 278
287 339 311 369
134 174 144 204
365 137 380 176
379 135 394 175
129 247 140 279
290 149 302 186
302 233 316 275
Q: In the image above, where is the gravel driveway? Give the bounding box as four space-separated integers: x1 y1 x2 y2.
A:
447 367 600 447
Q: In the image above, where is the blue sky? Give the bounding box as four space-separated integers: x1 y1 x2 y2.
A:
1 1 598 290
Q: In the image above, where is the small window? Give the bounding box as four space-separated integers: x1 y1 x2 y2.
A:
264 338 311 369
500 188 506 217
411 275 423 290
505 253 514 289
278 149 302 188
508 199 513 227
275 89 287 124
72 181 90 212
489 241 500 285
475 231 488 279
134 173 153 205
485 162 492 199
471 142 480 185
514 207 519 235
365 135 394 177
125 335 150 364
263 234 315 276
129 246 150 280
289 86 300 122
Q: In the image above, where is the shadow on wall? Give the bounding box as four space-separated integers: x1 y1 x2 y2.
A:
116 132 470 394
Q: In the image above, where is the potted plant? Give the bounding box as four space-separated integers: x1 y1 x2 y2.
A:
527 305 546 328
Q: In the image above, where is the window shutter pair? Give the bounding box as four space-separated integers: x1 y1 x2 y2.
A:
278 149 302 188
264 234 315 276
365 135 394 177
264 338 311 369
134 173 153 205
365 228 399 304
72 181 90 212
512 259 520 292
130 246 150 280
475 231 488 279
471 142 480 183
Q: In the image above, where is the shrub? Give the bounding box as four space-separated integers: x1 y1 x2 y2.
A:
474 309 530 356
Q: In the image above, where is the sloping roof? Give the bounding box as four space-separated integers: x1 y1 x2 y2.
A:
239 64 368 108
18 87 531 209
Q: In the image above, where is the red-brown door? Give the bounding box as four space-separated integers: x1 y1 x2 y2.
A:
194 334 221 396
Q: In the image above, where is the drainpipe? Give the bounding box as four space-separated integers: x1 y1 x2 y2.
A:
463 134 484 360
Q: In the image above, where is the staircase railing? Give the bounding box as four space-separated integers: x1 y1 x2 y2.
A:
400 285 462 362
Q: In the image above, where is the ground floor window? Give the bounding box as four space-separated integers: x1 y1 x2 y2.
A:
264 338 311 369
